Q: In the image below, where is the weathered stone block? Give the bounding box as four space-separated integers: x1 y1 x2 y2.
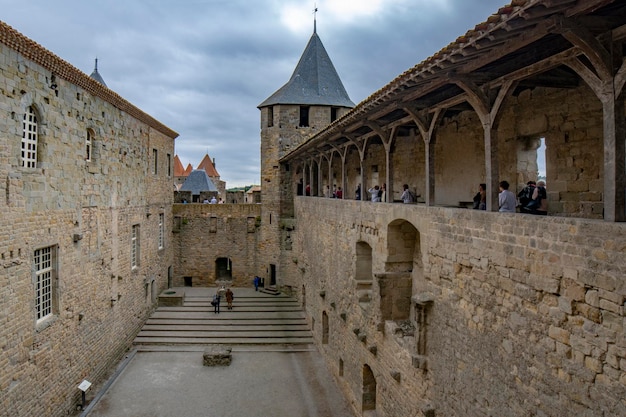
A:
203 345 232 366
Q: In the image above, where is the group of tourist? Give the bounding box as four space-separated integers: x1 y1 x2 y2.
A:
473 180 547 215
202 196 224 204
211 286 234 313
324 184 344 199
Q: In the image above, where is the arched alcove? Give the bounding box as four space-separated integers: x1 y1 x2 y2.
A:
362 364 377 413
380 220 420 322
322 311 329 344
355 241 373 307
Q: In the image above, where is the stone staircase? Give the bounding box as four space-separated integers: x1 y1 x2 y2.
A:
133 287 314 352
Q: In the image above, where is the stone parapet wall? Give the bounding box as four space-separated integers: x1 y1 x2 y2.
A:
292 197 626 416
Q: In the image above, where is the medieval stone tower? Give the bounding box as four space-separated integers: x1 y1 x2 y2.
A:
257 21 354 288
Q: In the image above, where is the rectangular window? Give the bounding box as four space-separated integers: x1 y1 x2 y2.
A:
299 106 309 127
34 246 55 322
331 107 338 122
131 224 140 269
167 153 172 177
158 213 164 249
22 106 38 168
268 106 274 127
152 149 158 174
86 130 92 161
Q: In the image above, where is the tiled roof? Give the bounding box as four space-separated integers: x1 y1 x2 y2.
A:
259 31 355 108
179 170 218 194
173 155 186 177
283 0 620 158
0 20 178 139
184 164 193 176
197 154 220 177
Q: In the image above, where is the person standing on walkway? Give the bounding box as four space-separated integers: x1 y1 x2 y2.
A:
225 288 234 310
253 276 259 291
498 180 517 213
212 293 221 314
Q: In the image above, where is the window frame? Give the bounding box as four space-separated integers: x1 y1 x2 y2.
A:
158 213 164 250
34 245 56 323
22 106 38 168
86 129 93 162
131 224 140 269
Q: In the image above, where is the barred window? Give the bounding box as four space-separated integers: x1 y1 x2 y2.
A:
158 213 164 249
22 106 38 168
131 224 140 269
86 129 93 161
34 246 55 322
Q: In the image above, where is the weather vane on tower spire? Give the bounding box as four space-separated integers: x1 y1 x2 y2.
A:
313 3 318 34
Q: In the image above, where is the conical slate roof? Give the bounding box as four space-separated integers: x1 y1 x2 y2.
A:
179 170 218 194
89 58 107 87
259 30 354 108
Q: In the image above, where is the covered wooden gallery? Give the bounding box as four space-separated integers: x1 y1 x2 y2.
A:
284 0 626 222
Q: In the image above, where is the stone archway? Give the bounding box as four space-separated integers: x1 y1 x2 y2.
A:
379 220 420 322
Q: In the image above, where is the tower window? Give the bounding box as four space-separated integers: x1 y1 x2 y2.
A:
331 107 338 122
299 106 309 127
268 106 274 127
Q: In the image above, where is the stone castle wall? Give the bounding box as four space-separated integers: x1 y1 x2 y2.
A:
292 197 626 416
0 40 175 416
172 203 262 287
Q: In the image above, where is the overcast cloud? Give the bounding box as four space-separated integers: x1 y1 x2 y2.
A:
1 0 505 187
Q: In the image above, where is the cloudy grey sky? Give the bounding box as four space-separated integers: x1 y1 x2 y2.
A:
2 0 506 187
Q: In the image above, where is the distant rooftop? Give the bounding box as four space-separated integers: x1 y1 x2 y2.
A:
179 170 218 194
89 58 107 87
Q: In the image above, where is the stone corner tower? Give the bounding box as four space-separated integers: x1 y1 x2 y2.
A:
257 21 354 289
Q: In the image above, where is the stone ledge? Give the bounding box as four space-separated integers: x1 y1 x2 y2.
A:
203 345 232 366
158 289 184 307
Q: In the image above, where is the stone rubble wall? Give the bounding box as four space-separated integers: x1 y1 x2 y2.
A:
293 197 626 417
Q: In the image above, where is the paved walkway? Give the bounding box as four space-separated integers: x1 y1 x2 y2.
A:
82 287 356 417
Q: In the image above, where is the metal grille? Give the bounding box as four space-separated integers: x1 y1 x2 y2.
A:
158 214 164 249
131 225 139 268
34 246 52 321
22 106 38 168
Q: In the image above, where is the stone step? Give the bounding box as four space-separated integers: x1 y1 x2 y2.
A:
134 336 314 346
146 307 303 320
145 319 308 326
134 287 313 349
137 330 312 338
159 303 302 312
134 344 316 353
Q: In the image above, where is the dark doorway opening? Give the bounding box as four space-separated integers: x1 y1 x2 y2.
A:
216 258 233 281
270 264 276 286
